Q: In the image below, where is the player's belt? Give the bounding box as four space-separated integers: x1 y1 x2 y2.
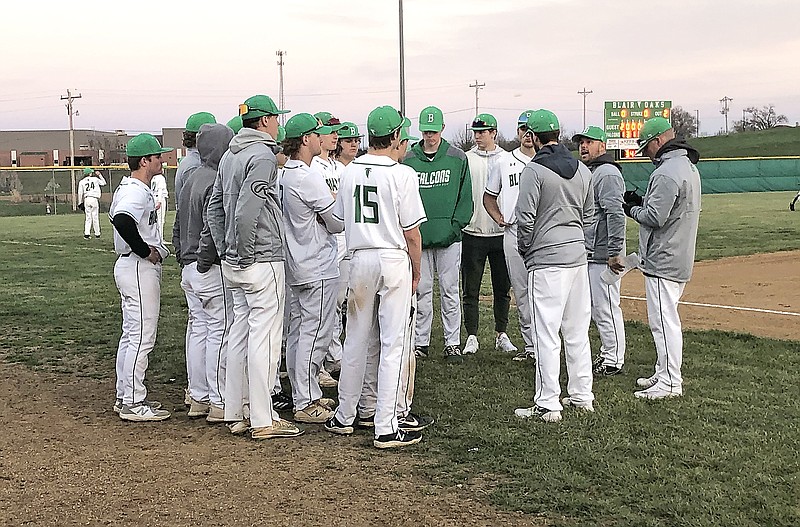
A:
119 252 131 257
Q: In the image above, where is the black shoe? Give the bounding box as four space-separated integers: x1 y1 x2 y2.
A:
325 416 354 435
271 391 294 411
356 413 374 429
591 355 604 370
414 345 429 358
398 412 434 432
83 235 90 240
512 350 534 362
443 345 463 364
95 235 100 238
374 429 422 449
593 364 623 376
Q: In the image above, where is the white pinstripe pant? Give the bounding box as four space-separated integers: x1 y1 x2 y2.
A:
588 262 626 368
645 276 685 393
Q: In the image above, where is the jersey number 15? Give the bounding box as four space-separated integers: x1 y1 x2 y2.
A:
353 184 379 224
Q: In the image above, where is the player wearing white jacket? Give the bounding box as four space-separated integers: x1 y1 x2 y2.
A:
150 172 168 239
78 167 106 238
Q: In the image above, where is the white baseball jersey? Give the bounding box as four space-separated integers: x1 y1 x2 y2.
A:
280 159 340 286
78 174 106 201
484 148 532 225
312 156 348 261
334 154 426 251
150 174 168 202
109 177 167 256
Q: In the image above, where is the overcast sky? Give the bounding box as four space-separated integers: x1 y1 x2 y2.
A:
3 0 799 141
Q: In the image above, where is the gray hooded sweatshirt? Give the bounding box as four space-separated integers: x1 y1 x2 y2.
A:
584 153 626 262
174 147 201 210
172 123 233 271
629 140 701 283
516 143 595 271
206 127 284 268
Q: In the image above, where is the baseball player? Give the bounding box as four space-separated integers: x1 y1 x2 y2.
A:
311 111 347 387
514 109 595 423
335 122 363 166
624 117 701 399
151 168 168 239
403 105 473 363
77 167 106 239
325 105 427 449
462 113 515 356
790 189 800 211
573 126 627 376
206 94 302 440
174 112 216 210
173 123 234 423
484 110 536 362
280 113 344 424
110 133 172 422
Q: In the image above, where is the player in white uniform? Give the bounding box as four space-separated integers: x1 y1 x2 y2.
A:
325 105 428 449
109 133 172 422
483 110 536 361
280 113 344 424
150 169 168 239
77 167 106 239
311 111 347 389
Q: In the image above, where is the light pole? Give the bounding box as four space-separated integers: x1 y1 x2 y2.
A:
61 89 81 211
399 0 406 116
578 87 593 129
276 50 287 125
469 79 485 118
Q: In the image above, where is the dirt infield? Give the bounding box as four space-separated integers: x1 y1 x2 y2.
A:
621 250 800 341
1 252 797 527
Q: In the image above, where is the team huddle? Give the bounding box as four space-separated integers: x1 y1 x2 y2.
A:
106 93 701 448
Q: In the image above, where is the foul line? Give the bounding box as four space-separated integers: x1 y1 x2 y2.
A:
621 295 800 317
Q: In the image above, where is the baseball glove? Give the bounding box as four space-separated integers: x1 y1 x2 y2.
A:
78 202 85 211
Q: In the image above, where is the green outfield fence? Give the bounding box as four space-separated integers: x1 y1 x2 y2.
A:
621 156 800 194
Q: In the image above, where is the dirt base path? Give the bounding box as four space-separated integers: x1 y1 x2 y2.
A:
621 251 800 341
0 363 543 527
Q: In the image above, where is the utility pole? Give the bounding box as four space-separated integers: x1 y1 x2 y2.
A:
399 0 406 116
578 87 593 129
695 109 700 137
469 79 485 118
61 89 81 211
720 96 732 134
276 50 287 125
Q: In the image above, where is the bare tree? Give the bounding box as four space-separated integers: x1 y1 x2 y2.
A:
670 106 698 138
496 131 519 152
742 104 788 131
451 129 475 152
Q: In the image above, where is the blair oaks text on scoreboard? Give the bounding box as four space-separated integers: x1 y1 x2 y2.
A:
604 100 671 158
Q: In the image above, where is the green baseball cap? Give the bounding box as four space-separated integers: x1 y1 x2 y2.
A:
470 113 497 131
572 125 607 143
419 106 444 132
400 127 418 143
338 122 363 139
636 117 672 154
239 94 289 120
526 109 560 133
226 116 243 134
368 105 404 137
314 111 346 132
276 125 286 143
517 109 535 126
126 133 173 157
284 113 333 139
83 167 94 175
185 112 216 133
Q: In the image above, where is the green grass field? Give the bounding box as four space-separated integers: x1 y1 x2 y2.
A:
0 193 798 526
688 127 800 158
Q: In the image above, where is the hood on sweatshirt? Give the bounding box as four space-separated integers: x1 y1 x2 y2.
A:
654 139 700 165
469 145 505 159
228 127 280 155
586 152 622 172
197 123 234 170
532 143 580 180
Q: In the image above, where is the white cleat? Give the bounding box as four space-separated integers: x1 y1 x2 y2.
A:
514 405 562 422
495 332 518 353
463 334 479 355
634 386 682 400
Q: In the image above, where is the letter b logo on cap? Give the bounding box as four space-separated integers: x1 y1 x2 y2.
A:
427 113 434 123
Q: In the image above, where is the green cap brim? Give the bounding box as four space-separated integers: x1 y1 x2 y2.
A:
419 124 442 132
316 125 334 135
470 126 494 131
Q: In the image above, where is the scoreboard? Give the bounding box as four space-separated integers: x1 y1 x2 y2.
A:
604 100 671 158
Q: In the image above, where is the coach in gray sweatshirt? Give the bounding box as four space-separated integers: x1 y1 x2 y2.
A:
625 116 701 400
513 109 595 423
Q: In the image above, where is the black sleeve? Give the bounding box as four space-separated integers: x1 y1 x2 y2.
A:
112 213 151 258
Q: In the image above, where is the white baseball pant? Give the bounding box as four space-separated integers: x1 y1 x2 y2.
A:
588 262 626 369
645 276 685 394
415 242 461 348
155 198 167 240
286 278 338 411
335 249 412 437
182 262 231 407
503 226 534 355
83 197 101 236
530 265 594 411
326 257 350 364
222 261 285 428
114 255 161 406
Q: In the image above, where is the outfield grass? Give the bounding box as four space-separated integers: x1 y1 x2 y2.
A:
688 127 800 158
0 207 798 526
